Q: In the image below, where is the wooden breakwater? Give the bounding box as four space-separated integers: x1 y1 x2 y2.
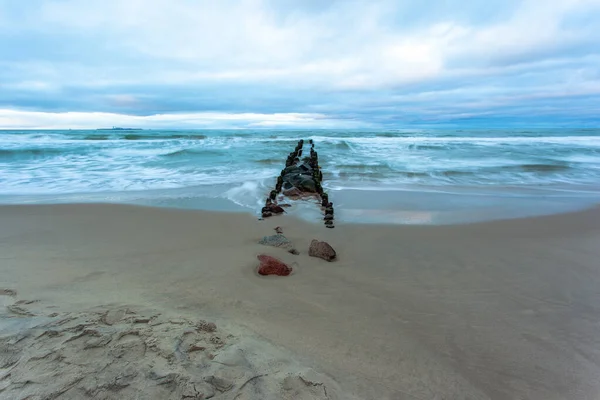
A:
261 139 335 228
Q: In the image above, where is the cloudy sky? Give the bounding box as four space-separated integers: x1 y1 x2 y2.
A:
1 0 599 129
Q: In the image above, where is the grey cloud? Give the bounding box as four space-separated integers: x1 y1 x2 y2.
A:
0 0 599 127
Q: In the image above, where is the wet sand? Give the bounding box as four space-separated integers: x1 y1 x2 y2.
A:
1 204 600 399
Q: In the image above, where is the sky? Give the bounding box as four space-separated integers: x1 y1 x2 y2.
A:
1 0 599 129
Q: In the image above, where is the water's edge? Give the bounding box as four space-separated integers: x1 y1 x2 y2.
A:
2 185 599 225
2 129 600 224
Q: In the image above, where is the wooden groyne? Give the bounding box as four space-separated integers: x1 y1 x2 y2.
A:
261 139 334 228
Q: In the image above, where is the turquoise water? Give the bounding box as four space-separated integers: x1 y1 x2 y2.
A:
1 129 599 223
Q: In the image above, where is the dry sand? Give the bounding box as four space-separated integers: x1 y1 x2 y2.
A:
1 203 600 399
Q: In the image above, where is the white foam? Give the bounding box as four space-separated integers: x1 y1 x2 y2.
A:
303 135 600 147
2 130 600 196
223 180 269 209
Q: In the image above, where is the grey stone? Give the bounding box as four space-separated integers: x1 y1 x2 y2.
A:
287 174 316 192
308 240 336 261
259 234 298 254
282 187 303 197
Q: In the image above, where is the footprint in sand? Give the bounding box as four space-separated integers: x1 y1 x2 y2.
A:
0 301 355 399
0 289 16 311
0 289 36 317
0 289 17 297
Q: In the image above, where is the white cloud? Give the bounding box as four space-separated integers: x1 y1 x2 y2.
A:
0 109 368 129
25 0 594 87
446 0 600 65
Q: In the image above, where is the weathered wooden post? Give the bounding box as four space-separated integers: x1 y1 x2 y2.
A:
260 139 334 227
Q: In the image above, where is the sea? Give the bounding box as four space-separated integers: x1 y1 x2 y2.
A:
1 128 599 224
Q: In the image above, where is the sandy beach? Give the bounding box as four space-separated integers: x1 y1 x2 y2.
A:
1 203 600 399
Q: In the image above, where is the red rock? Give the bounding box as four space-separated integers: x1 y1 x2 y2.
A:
257 255 293 276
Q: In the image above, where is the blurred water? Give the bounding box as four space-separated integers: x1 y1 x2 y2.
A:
1 128 599 223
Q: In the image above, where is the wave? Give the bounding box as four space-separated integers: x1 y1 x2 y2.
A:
254 158 281 165
333 141 353 150
228 133 252 138
407 144 446 151
334 163 395 172
121 134 207 140
83 134 110 140
1 129 598 196
306 135 600 147
512 163 571 172
336 170 469 180
427 163 572 176
332 162 574 180
90 132 599 147
336 171 390 180
0 148 66 159
170 134 208 140
162 148 224 157
428 163 572 177
6 133 212 141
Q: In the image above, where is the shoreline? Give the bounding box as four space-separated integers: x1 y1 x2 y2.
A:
2 203 600 398
1 197 600 225
1 181 599 226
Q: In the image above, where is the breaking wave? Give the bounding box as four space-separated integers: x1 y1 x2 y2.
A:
1 128 599 195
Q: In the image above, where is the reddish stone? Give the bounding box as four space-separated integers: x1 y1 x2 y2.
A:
257 255 292 276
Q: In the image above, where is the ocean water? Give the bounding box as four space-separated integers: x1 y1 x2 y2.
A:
1 129 599 224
